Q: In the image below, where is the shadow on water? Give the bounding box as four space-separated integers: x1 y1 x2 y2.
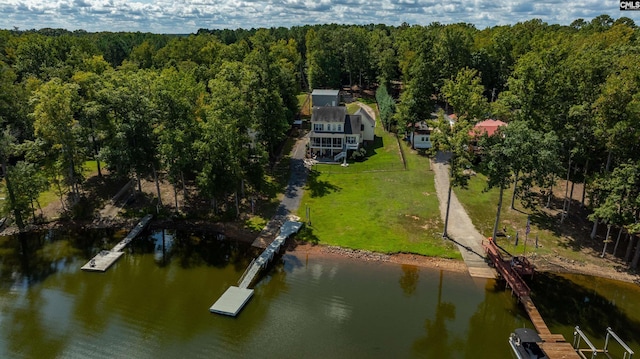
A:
529 273 640 342
0 228 119 290
130 229 256 271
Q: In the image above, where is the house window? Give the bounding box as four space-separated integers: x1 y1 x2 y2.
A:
346 136 357 144
314 123 324 132
337 124 342 132
322 138 332 147
312 138 321 147
333 138 342 147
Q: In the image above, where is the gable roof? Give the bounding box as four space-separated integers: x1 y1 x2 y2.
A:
311 89 340 97
471 119 507 136
345 115 363 135
353 108 375 127
311 106 347 123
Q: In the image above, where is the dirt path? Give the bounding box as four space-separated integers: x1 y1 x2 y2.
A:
431 151 495 278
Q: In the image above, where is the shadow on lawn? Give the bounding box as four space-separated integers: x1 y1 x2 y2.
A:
306 169 341 198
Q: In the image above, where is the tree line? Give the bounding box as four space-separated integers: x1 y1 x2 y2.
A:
1 16 640 269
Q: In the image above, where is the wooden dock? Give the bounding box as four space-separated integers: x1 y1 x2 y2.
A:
210 221 303 316
81 214 153 272
484 238 580 359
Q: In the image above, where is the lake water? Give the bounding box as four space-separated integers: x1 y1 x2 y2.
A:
0 228 638 358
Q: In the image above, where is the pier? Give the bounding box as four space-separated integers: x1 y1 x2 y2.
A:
484 238 581 359
210 220 303 316
81 214 153 272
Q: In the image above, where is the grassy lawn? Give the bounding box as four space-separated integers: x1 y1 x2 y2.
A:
296 105 460 259
36 160 103 208
454 172 600 263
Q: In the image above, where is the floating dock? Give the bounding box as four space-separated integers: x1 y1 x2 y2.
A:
209 287 254 316
210 220 303 316
81 214 153 272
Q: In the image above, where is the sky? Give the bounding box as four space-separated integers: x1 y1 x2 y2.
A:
0 0 637 34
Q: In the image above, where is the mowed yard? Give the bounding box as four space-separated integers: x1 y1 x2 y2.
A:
296 103 460 259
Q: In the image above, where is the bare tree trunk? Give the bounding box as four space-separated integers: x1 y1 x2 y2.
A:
136 172 142 193
235 191 240 218
561 158 571 223
546 176 554 208
580 159 588 208
152 164 162 207
96 158 102 178
173 185 179 210
492 183 505 240
601 224 611 257
181 171 187 202
631 238 640 269
510 171 519 210
590 219 599 240
567 179 575 216
613 227 624 257
241 179 245 198
2 160 24 229
624 234 635 263
605 151 612 172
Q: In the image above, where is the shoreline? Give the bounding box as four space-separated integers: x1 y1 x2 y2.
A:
2 218 638 284
287 241 640 285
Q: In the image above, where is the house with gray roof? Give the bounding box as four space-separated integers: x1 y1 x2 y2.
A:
309 105 374 161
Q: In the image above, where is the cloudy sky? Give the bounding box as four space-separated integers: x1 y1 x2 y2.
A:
0 0 636 34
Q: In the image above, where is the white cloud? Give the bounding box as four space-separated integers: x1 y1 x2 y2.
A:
0 0 637 33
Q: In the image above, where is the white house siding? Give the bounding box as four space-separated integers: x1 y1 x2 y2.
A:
411 132 432 149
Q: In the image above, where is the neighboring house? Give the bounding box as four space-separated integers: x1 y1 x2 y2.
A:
309 106 369 160
409 121 432 149
471 119 508 137
469 119 508 153
312 89 340 107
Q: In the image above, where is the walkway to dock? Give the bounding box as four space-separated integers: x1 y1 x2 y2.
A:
432 151 496 279
211 221 303 316
81 214 153 272
484 238 580 359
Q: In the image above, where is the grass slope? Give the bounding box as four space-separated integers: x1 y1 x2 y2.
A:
297 104 459 258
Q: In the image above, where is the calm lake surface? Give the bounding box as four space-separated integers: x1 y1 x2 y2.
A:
0 228 638 358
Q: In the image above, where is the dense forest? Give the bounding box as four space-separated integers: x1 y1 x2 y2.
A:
1 15 640 267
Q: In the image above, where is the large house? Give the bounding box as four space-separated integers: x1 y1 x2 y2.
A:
309 105 375 161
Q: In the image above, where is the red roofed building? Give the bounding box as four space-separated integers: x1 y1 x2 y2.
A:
470 119 508 137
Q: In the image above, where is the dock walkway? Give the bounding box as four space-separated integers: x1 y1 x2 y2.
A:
210 221 303 316
81 214 153 272
484 238 580 359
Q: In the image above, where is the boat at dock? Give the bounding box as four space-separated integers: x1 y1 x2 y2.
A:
509 328 548 359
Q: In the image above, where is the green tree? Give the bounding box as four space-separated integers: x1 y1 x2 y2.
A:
32 78 84 204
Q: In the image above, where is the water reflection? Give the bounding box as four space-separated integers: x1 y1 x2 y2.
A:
530 272 640 351
399 264 419 297
0 228 637 358
413 270 460 357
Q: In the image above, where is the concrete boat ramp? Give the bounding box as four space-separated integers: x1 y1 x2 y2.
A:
81 214 153 272
210 220 303 316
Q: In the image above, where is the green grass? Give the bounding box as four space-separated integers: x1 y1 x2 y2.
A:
296 104 460 259
454 172 590 262
296 93 308 108
35 160 103 209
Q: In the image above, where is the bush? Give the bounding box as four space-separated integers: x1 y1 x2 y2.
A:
351 147 367 161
